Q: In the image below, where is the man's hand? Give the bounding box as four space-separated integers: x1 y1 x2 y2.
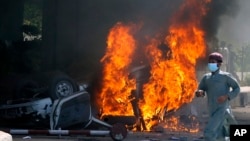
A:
195 90 205 97
217 95 229 103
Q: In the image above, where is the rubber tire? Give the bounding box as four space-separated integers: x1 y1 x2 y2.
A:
47 72 78 100
110 123 128 141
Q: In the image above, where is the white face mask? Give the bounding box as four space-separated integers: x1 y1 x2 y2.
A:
208 63 218 72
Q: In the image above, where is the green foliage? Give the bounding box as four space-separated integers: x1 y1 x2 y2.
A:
23 0 42 33
235 44 250 72
244 74 250 86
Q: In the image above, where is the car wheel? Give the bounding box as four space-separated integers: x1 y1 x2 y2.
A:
48 73 78 100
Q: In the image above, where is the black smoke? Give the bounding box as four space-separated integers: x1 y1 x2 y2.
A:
202 0 240 42
69 0 241 82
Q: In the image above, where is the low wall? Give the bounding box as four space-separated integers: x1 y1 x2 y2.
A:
230 86 250 108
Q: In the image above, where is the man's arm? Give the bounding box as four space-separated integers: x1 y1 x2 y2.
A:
195 75 206 97
227 74 241 100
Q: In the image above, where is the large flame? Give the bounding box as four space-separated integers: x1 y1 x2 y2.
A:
98 0 210 131
99 22 138 115
140 0 209 121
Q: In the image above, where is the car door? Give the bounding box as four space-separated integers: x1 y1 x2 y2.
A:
50 91 92 129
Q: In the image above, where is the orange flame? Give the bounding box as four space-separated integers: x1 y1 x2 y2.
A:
99 22 138 116
163 116 200 133
98 0 211 131
140 0 209 124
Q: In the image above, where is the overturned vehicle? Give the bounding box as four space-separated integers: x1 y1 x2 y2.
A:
0 71 81 127
0 72 128 141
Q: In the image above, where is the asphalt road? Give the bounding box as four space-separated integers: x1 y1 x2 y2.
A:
11 131 204 141
4 106 250 141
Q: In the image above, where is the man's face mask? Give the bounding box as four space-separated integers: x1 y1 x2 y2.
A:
208 63 218 72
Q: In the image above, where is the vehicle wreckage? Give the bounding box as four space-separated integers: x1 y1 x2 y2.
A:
0 66 201 141
0 72 128 141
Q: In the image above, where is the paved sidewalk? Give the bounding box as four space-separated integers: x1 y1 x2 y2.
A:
232 105 250 124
